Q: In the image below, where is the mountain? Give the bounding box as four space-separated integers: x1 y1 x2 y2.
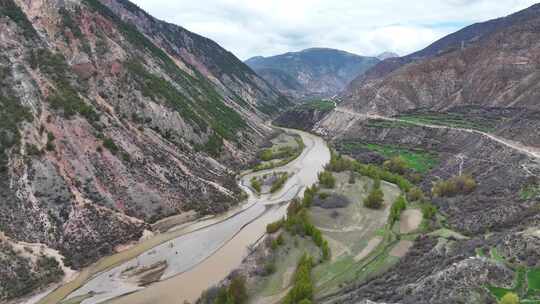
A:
246 48 380 101
272 4 540 304
0 0 289 299
376 51 399 60
341 3 540 115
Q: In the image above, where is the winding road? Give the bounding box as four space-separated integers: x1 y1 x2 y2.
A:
52 128 330 304
334 107 540 160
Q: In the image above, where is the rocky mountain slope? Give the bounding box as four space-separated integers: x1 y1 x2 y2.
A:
312 108 540 304
246 48 380 101
271 5 540 303
341 3 540 115
275 104 540 303
0 0 289 300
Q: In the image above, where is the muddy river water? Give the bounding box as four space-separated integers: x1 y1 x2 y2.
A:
57 128 330 304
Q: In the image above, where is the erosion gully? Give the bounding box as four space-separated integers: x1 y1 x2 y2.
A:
36 128 330 304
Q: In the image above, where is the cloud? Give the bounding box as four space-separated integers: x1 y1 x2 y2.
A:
130 0 538 60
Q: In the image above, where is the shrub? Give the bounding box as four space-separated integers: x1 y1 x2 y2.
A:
302 185 318 207
213 274 248 304
270 173 289 193
202 133 223 157
327 152 354 172
227 274 248 304
373 178 381 190
46 141 55 151
348 171 356 184
318 171 335 188
321 240 331 261
276 234 284 246
271 239 279 250
421 203 437 220
46 133 56 151
102 137 119 154
364 188 384 209
383 156 408 175
250 177 261 194
389 196 407 224
260 149 274 161
263 260 276 276
121 152 131 162
283 254 313 304
319 192 329 200
407 187 425 202
26 144 42 156
47 132 55 142
355 163 413 193
266 219 283 234
432 175 477 197
499 293 519 304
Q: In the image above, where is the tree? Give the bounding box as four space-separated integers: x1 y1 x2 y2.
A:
383 156 408 175
407 187 425 202
266 219 283 234
284 254 314 304
373 178 381 190
389 196 407 224
348 171 356 184
227 274 248 304
318 171 336 188
432 175 477 197
364 188 384 209
250 177 261 194
321 240 331 261
499 292 519 304
421 203 437 220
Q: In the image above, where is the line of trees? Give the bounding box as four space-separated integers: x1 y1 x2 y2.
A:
213 274 248 304
283 254 314 304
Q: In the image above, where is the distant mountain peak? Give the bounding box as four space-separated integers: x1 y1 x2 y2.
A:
246 48 379 101
376 52 399 60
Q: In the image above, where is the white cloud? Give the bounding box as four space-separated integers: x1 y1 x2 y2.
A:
130 0 539 60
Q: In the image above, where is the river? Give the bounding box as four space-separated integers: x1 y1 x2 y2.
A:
56 128 330 304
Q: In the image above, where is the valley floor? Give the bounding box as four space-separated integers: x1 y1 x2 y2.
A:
35 128 330 304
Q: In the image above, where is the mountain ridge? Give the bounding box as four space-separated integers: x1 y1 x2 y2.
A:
0 0 289 300
341 3 540 115
246 47 380 101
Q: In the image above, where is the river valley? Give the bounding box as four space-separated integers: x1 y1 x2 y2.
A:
40 128 330 304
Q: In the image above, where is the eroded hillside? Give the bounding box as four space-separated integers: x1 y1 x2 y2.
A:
0 0 289 300
341 4 540 116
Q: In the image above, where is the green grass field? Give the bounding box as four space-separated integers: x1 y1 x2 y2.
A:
340 142 439 173
527 269 540 298
486 254 540 302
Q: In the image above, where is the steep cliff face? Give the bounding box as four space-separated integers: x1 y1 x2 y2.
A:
246 48 380 101
341 4 540 115
0 0 288 299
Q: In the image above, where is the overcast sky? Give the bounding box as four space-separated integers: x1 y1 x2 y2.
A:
131 0 538 60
